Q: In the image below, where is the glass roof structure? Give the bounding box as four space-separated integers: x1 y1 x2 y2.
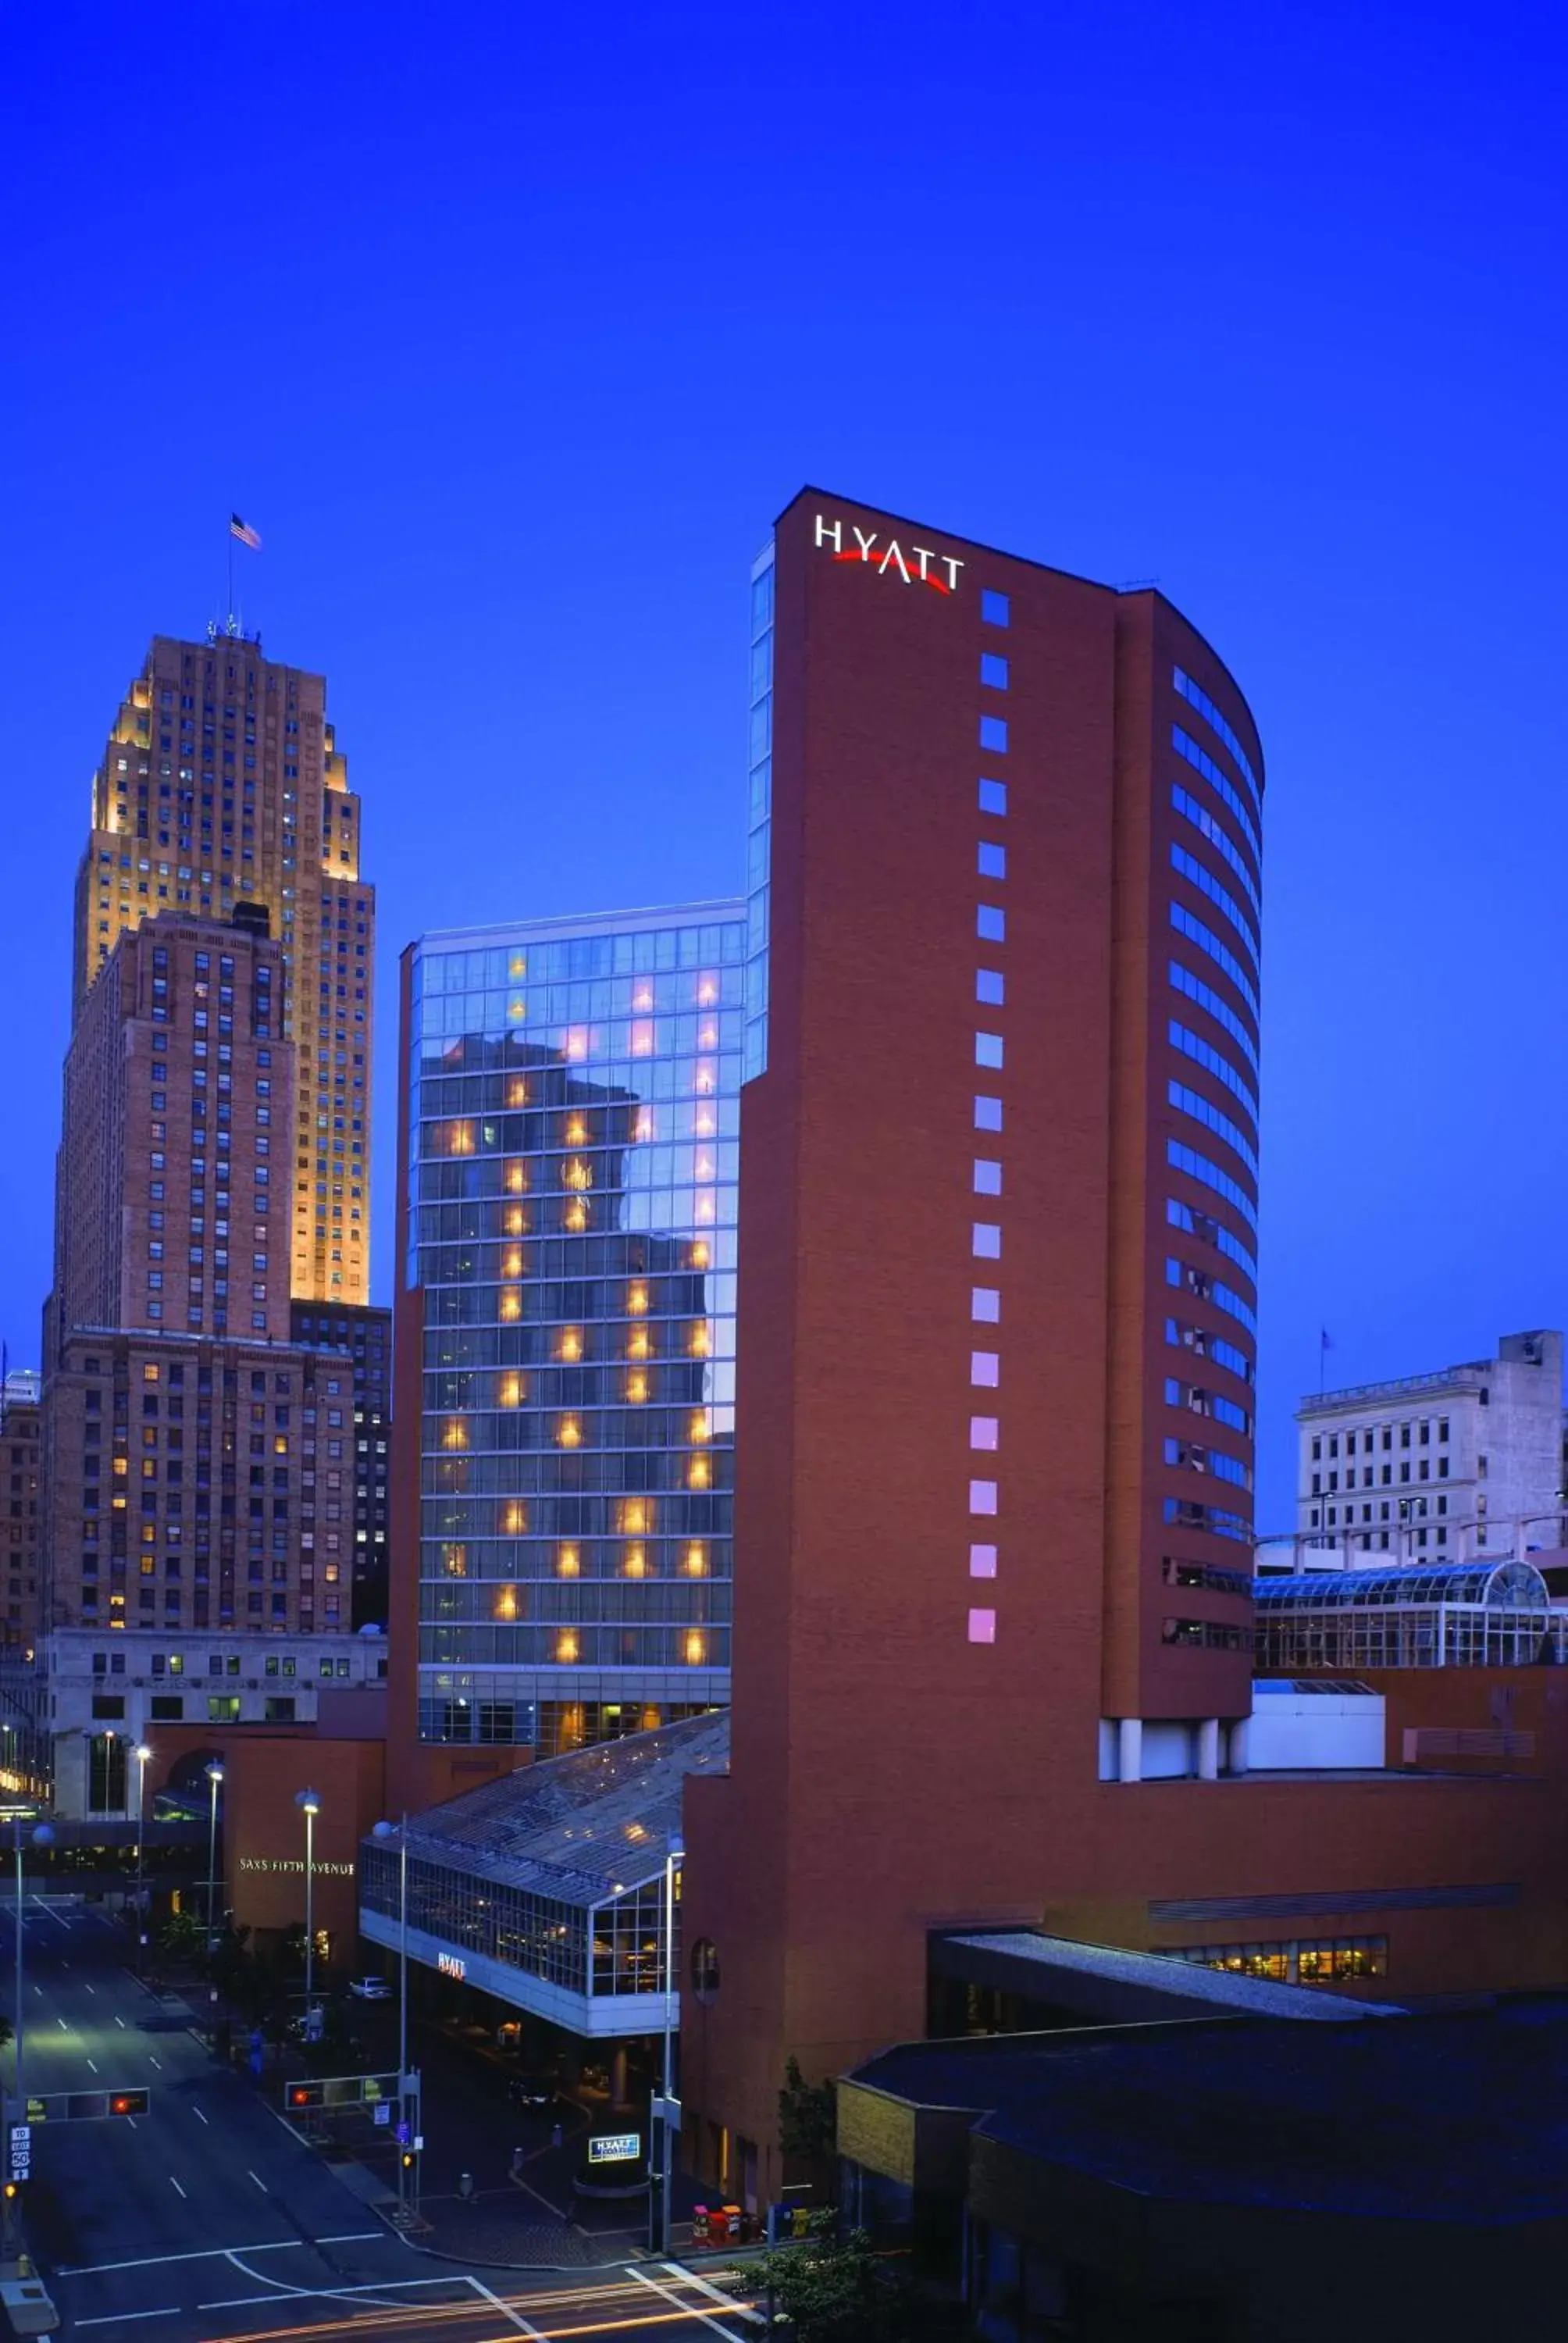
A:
1254 1560 1549 1610
1253 1559 1556 1672
380 1709 729 1910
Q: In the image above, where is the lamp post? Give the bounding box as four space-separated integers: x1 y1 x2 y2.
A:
654 1835 682 2255
12 1813 55 2113
203 1763 224 1949
132 1745 151 1971
295 1790 322 2022
372 1815 410 2211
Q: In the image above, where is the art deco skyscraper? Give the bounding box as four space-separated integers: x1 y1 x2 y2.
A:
72 633 373 1304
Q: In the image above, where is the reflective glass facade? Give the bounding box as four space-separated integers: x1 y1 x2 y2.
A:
743 543 774 1082
408 904 745 1754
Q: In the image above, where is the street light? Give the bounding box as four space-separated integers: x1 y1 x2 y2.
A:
372 1815 410 2212
654 1833 683 2255
203 1763 224 1948
12 1813 55 2111
295 1789 322 2020
132 1745 151 1970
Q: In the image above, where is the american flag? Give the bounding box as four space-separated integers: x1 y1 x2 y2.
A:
230 515 262 550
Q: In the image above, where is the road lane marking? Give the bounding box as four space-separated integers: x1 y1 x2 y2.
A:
627 2263 749 2341
87 2058 98 2073
115 2014 127 2027
193 2105 209 2124
169 2176 187 2198
148 2053 162 2068
465 2275 545 2337
85 1981 96 1995
56 2016 68 2030
58 2234 384 2276
30 1985 41 1997
665 2262 767 2324
74 2312 180 2328
248 2169 266 2190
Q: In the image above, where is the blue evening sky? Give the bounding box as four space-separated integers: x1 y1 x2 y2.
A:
4 2 1564 1528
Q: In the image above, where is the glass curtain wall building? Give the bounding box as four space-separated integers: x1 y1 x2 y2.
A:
407 903 745 1757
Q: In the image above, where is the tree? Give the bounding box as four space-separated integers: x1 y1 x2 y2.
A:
726 2215 907 2341
778 2056 837 2163
158 1910 205 1965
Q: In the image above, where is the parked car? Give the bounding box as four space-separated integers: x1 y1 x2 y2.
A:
348 1976 392 2000
508 2073 555 2108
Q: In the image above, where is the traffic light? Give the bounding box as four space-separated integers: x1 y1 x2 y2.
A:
289 2083 324 2109
109 2092 149 2118
4 2181 18 2201
401 2150 415 2171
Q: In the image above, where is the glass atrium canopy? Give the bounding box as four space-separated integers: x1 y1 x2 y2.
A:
1254 1558 1555 1672
359 1712 729 2038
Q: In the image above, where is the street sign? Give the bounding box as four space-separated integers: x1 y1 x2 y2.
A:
372 2103 390 2127
8 2125 31 2182
651 2094 682 2132
589 2131 641 2165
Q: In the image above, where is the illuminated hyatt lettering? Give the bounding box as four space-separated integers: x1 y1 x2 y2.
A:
814 513 963 594
437 1952 466 1979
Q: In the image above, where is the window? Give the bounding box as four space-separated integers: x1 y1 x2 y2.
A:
972 1288 1000 1323
971 1352 1000 1386
975 1032 1003 1068
207 1695 241 1723
978 843 1006 880
978 779 1007 817
980 653 1009 690
91 1695 125 1720
977 904 1005 941
978 715 1008 754
972 1224 1001 1259
969 1480 998 1515
974 1160 1002 1195
981 589 1010 627
975 1096 1003 1131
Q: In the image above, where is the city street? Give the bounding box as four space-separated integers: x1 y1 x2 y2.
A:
10 1903 761 2343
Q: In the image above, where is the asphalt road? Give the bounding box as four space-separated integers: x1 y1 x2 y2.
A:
8 1902 761 2343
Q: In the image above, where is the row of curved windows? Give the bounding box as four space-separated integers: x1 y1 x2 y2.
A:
1166 1197 1256 1285
1169 1082 1257 1178
1168 959 1257 1072
1173 668 1261 808
1171 840 1259 964
1172 784 1260 922
1167 1139 1256 1231
1167 1318 1254 1386
1164 1437 1252 1489
1170 905 1257 1020
1173 725 1260 860
1167 1257 1256 1336
1169 1022 1257 1123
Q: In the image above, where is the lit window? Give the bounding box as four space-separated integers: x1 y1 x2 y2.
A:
975 1033 1003 1068
682 1630 707 1665
497 1375 523 1407
556 1546 580 1577
627 1283 649 1315
557 1418 581 1449
626 1373 649 1404
975 1096 1003 1131
968 1607 997 1644
971 1352 1000 1386
972 1224 1001 1259
978 905 1005 941
554 1631 579 1664
972 1287 1000 1322
980 654 1009 690
968 1482 998 1517
976 970 1004 1006
498 1288 522 1321
978 715 1008 754
982 589 1010 627
493 1585 518 1621
974 1160 1002 1196
440 1419 469 1451
978 778 1007 816
684 1543 707 1576
970 1544 997 1578
558 1328 583 1362
622 1546 647 1578
502 1503 527 1535
978 843 1006 880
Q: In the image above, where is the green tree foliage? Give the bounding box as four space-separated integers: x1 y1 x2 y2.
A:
727 2215 907 2341
778 2056 837 2163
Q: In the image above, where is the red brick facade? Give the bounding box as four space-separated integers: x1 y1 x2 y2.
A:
680 494 1568 2203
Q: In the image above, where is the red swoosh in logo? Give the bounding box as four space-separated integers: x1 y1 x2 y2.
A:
832 548 952 594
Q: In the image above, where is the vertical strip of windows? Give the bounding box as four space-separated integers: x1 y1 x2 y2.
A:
743 544 775 1082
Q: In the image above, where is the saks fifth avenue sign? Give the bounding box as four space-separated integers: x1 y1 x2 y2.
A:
239 1855 357 1878
814 513 964 594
